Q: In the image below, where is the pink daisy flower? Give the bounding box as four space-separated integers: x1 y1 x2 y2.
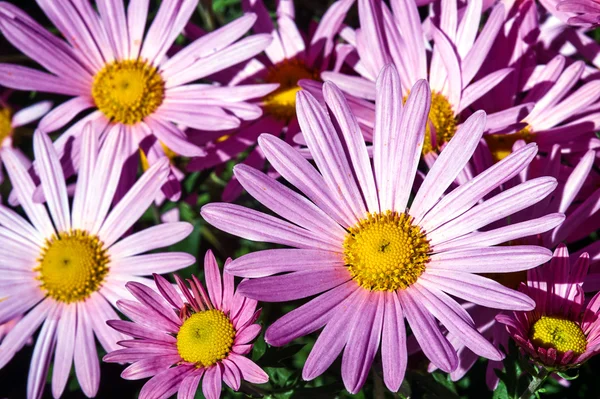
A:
541 0 600 26
497 245 600 371
201 65 556 393
186 0 354 200
0 129 195 399
319 0 517 165
104 251 268 399
0 89 52 185
0 1 273 199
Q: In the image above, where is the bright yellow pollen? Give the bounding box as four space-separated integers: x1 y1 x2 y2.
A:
263 59 319 121
530 316 587 355
344 211 431 291
92 59 165 125
176 309 236 367
36 230 109 303
0 107 12 144
405 91 457 155
140 142 177 171
484 125 535 162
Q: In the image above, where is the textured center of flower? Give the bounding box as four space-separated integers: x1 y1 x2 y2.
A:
36 230 109 303
263 59 319 121
484 125 535 162
92 59 165 125
344 211 431 291
530 316 587 355
0 107 12 144
177 309 236 367
419 92 457 155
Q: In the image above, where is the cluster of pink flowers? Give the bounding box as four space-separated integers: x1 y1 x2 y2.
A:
1 0 600 398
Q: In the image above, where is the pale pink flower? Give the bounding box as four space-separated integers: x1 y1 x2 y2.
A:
201 66 556 393
0 1 273 200
0 129 195 399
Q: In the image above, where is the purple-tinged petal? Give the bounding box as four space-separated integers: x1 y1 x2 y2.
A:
27 306 59 399
238 268 350 302
228 353 268 384
420 270 535 310
74 303 100 397
139 364 195 399
381 291 406 392
51 304 75 398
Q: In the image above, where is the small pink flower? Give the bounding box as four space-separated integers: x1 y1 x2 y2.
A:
498 244 600 369
104 251 268 399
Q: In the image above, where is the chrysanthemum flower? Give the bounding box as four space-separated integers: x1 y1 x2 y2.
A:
186 0 354 200
104 251 268 399
0 89 52 184
482 54 600 161
0 1 273 199
0 129 195 399
541 0 600 26
498 245 600 370
319 0 517 164
201 66 557 393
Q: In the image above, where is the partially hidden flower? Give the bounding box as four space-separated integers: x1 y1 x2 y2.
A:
0 1 273 199
186 0 354 201
0 89 52 185
498 245 600 370
0 128 195 399
201 65 557 393
318 0 513 164
104 251 268 399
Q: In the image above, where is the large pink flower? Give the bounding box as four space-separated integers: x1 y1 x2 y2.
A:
0 129 195 399
104 251 267 399
201 65 557 393
0 0 273 199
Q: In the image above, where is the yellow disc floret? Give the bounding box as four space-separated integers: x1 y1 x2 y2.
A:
36 230 109 303
484 125 535 162
92 59 165 125
263 59 319 121
0 107 12 144
177 309 236 367
410 91 457 155
530 316 587 355
344 211 431 291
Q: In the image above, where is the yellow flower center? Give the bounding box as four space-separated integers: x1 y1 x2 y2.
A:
484 125 535 162
262 59 319 122
411 92 457 155
176 309 236 367
344 211 431 291
92 59 165 125
530 316 587 355
0 107 13 144
36 230 109 303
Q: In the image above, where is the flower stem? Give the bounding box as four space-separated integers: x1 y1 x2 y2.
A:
519 367 550 399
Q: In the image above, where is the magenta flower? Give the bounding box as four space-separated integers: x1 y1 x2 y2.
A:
541 0 600 26
498 245 600 370
186 0 354 200
0 1 273 199
201 65 557 393
0 89 52 185
0 129 195 399
104 251 268 399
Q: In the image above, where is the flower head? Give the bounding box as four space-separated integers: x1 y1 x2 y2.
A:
0 1 273 199
104 251 268 399
498 245 600 369
0 89 52 184
186 0 354 200
0 128 195 399
201 65 557 393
